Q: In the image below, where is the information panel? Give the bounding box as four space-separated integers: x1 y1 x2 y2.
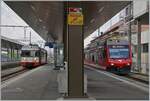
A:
68 8 83 25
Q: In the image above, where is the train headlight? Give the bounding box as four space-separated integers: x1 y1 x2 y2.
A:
34 58 39 62
127 63 130 66
110 63 114 66
34 58 37 60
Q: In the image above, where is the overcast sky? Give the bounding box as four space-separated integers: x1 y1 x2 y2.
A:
1 1 45 47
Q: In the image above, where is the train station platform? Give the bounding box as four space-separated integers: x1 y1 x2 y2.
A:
84 62 149 83
1 64 149 100
1 64 61 100
84 65 149 100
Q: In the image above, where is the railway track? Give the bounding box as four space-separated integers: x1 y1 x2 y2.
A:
125 74 149 84
1 68 29 82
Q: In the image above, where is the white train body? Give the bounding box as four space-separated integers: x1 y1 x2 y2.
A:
20 45 47 68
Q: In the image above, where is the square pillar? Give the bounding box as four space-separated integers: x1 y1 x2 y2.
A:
16 49 19 60
66 2 84 98
128 22 132 45
12 48 15 61
137 18 141 72
63 2 68 61
7 47 9 62
68 26 84 97
10 47 13 61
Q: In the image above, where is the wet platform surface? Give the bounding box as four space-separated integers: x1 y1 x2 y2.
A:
85 62 149 83
85 66 149 100
1 64 61 100
1 64 149 100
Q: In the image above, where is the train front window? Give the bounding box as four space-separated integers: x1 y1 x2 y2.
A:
21 51 35 57
35 51 40 57
109 48 129 59
21 51 30 57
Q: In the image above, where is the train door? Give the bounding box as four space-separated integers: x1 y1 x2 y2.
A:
92 55 94 62
98 48 105 66
98 49 102 65
103 48 107 66
39 49 42 64
95 51 99 64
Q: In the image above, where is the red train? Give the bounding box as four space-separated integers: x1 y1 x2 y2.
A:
20 44 47 68
85 38 132 74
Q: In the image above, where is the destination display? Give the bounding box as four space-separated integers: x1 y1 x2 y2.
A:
109 45 129 49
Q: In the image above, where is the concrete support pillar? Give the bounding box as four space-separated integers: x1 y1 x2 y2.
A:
16 49 19 60
54 44 57 67
7 47 9 62
149 27 150 75
128 22 132 70
137 19 141 72
12 48 15 61
128 22 132 45
66 2 84 98
10 47 13 61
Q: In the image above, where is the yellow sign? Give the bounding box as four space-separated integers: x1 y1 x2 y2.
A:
68 13 83 25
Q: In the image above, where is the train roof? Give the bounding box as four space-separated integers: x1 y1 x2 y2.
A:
21 45 47 52
21 44 40 50
107 39 129 45
1 35 25 46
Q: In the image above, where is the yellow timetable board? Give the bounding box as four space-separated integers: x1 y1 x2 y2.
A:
68 13 83 25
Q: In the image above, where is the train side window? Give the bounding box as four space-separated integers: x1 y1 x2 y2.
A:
21 51 30 57
35 51 40 57
102 49 106 59
92 55 94 62
132 53 134 57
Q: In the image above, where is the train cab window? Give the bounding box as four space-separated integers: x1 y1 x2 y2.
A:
109 48 129 59
21 51 30 57
35 51 40 57
30 51 35 57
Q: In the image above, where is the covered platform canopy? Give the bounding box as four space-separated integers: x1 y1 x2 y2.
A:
4 1 132 98
1 35 25 49
5 1 131 43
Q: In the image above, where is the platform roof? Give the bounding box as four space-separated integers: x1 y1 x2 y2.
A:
5 1 131 43
1 35 25 46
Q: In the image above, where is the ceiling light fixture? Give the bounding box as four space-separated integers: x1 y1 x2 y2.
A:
98 7 104 13
39 18 43 22
90 18 95 23
31 5 36 11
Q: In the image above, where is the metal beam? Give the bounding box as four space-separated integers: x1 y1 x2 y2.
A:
0 25 29 27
